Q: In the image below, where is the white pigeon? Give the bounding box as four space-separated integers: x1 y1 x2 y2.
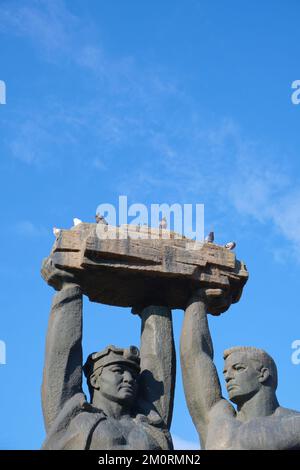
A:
159 216 167 229
205 231 214 243
95 213 108 225
53 227 61 237
73 218 82 227
224 241 236 250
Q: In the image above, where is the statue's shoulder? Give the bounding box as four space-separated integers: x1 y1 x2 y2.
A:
209 398 236 421
275 406 300 418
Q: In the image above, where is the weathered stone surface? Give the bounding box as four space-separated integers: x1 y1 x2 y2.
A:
42 264 176 450
42 223 248 314
180 290 300 450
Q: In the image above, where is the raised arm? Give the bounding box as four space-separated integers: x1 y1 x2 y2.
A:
137 305 176 429
41 260 84 432
180 290 225 446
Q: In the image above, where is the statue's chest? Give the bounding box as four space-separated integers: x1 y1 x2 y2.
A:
206 416 240 450
206 415 300 450
89 417 157 450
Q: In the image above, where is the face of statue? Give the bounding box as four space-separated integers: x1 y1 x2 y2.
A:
95 362 139 406
223 352 266 406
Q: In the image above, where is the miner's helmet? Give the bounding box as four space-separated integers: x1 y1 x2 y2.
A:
83 344 141 378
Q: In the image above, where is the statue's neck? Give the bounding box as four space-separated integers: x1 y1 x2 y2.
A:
92 393 131 419
236 388 279 422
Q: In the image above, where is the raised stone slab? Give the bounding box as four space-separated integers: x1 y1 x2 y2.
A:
41 223 248 315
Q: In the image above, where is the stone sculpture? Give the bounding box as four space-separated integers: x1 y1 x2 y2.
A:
41 259 175 450
180 288 300 450
41 222 248 450
42 222 248 313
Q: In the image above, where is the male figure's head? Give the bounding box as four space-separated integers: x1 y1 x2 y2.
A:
223 346 278 406
83 345 140 409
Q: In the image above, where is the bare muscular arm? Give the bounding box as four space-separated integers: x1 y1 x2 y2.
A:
138 305 176 429
180 290 230 447
41 260 84 432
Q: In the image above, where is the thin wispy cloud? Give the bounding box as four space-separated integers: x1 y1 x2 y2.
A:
9 119 57 166
114 116 300 259
0 0 180 167
0 0 78 58
1 0 300 261
15 221 48 238
0 0 178 100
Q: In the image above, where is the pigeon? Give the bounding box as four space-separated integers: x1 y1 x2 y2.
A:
224 241 236 250
95 213 108 225
205 231 214 243
73 218 82 227
53 227 61 237
159 216 167 229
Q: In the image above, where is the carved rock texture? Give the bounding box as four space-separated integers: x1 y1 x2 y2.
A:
41 224 248 314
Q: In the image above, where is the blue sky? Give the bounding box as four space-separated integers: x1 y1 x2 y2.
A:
0 0 300 449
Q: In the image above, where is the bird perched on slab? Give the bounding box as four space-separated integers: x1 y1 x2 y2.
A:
205 231 214 243
95 213 108 225
159 216 167 229
73 218 82 227
224 241 236 250
53 227 61 237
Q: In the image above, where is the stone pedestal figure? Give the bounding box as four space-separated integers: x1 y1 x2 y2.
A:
180 288 300 450
41 260 176 450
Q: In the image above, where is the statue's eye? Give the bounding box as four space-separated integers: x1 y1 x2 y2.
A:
234 365 245 371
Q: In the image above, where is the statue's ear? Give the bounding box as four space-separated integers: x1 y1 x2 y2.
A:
89 373 100 390
258 367 270 384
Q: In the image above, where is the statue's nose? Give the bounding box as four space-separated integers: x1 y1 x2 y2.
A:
224 370 233 382
123 370 134 384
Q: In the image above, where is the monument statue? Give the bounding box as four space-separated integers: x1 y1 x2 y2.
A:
41 259 176 450
180 288 300 450
41 220 248 449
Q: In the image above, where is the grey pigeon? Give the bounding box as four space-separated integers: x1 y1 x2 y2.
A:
159 216 167 229
95 214 108 225
205 231 214 243
224 241 236 250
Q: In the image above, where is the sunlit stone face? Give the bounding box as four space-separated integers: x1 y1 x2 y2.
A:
223 352 262 405
97 363 139 406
